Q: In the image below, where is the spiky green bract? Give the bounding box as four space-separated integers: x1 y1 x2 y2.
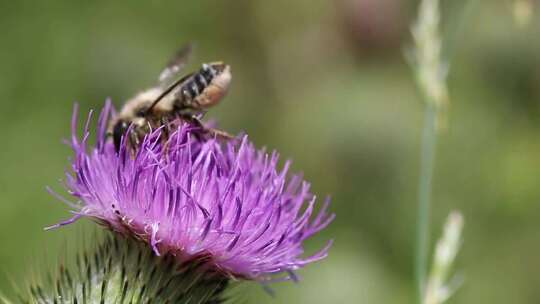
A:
22 234 229 304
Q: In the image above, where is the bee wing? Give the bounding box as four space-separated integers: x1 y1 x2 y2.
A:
146 72 194 114
168 72 193 97
158 43 194 87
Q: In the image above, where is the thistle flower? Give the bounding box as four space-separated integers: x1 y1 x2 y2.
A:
49 101 334 283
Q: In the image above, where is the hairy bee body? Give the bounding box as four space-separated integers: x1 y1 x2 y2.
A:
109 57 232 152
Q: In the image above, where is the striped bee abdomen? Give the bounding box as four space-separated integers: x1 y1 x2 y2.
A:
176 62 230 110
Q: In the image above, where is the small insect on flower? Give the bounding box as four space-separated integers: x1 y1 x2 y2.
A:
109 44 233 152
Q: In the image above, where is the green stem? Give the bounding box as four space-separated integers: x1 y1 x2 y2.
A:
415 103 438 304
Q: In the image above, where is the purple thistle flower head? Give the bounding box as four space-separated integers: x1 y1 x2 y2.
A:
50 101 334 281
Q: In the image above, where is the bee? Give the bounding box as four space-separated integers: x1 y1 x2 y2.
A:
109 44 233 152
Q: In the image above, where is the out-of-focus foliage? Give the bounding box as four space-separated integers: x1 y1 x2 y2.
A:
0 0 539 303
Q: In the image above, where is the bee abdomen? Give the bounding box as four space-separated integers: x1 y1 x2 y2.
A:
201 63 217 82
179 64 218 104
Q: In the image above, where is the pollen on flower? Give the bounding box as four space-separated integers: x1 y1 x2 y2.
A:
49 100 334 281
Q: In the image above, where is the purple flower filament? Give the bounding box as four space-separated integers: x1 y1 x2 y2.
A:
52 100 334 281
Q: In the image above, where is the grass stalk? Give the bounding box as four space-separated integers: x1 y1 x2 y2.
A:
415 103 438 304
410 0 449 303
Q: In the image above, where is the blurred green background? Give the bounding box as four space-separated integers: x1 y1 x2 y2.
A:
1 0 540 303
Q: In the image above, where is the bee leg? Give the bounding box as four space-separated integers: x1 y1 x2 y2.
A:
120 128 140 156
206 126 234 140
160 116 171 141
185 115 234 140
159 116 175 155
180 114 205 141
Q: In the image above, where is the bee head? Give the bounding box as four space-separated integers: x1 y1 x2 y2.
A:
112 120 130 152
